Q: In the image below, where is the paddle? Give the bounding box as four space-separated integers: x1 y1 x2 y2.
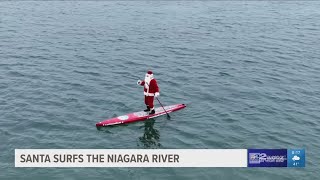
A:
156 97 171 119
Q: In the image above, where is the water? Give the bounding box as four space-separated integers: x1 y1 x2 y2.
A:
1 1 319 179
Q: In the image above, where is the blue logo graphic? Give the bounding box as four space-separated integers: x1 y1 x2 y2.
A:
287 149 305 167
248 149 287 167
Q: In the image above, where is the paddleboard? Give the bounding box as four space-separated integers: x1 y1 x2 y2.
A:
96 104 186 127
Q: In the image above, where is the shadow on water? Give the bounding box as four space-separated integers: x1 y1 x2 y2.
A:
138 118 161 149
96 118 165 148
96 123 129 133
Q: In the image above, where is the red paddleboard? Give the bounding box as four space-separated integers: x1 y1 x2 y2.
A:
96 104 186 127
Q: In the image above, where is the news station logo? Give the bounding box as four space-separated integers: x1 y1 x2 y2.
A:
248 149 287 167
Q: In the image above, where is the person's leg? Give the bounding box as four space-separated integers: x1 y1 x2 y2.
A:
144 95 150 112
149 96 155 114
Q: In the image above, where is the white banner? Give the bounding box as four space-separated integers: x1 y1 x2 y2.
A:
15 149 247 167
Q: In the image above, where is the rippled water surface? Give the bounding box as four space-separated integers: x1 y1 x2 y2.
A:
1 1 319 179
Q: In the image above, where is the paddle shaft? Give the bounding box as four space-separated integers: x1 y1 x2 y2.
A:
156 97 170 118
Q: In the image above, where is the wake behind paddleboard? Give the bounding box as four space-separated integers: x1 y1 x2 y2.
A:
96 104 186 127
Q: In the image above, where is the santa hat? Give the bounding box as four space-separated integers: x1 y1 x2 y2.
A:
145 70 154 79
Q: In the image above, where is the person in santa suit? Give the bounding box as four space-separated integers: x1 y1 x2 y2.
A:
137 70 160 114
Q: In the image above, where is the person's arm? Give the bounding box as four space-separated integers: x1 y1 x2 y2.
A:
153 80 160 97
154 80 159 93
137 80 145 86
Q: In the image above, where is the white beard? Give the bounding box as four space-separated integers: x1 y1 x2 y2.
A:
144 77 151 88
144 74 153 90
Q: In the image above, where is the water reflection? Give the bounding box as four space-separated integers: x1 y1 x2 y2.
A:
138 119 161 148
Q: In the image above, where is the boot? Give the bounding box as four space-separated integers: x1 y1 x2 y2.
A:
144 106 150 112
149 109 155 115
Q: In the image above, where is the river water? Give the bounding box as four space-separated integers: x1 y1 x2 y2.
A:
1 1 319 179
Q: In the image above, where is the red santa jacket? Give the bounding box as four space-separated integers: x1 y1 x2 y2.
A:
140 79 159 96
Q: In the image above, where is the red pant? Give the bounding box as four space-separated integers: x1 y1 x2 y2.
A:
144 96 154 109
